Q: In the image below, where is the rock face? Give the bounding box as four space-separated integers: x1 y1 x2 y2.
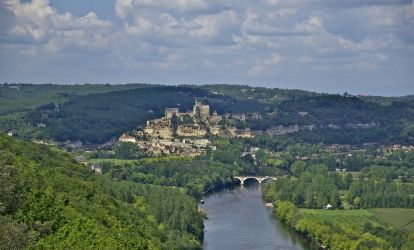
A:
266 125 300 136
144 118 173 139
177 124 207 137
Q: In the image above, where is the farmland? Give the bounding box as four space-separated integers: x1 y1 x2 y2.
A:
299 208 414 232
298 209 379 228
370 208 414 232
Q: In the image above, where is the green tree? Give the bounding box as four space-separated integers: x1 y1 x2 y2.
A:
115 142 140 159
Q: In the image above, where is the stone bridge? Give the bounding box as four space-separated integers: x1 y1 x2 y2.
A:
233 176 277 185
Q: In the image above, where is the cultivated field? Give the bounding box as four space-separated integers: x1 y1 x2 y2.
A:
369 208 414 232
298 209 379 228
299 208 414 232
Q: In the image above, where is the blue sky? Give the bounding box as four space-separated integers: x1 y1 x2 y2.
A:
0 0 413 96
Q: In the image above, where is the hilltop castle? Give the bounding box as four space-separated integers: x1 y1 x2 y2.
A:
164 100 210 120
118 99 258 156
193 100 210 120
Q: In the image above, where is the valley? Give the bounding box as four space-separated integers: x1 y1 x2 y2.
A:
1 83 414 249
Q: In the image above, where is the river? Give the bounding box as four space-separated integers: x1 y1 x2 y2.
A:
200 183 316 250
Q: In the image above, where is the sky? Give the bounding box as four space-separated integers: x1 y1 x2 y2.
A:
0 0 413 96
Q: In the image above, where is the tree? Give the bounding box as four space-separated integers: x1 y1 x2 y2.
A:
0 216 34 250
330 191 341 208
291 161 307 177
353 197 361 208
274 201 297 225
343 173 353 189
115 142 140 159
0 152 19 214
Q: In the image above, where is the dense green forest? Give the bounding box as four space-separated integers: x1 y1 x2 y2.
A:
102 158 237 199
1 83 413 145
0 134 204 249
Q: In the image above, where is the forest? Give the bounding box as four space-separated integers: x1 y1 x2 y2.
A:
0 134 204 249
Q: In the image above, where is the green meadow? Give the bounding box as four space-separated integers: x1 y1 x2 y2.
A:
299 208 414 232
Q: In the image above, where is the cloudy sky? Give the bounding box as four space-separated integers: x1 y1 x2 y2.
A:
0 0 413 96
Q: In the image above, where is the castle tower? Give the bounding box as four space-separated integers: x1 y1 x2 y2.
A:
193 100 209 120
165 108 179 119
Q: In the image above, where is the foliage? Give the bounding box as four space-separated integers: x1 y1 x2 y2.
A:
114 142 141 159
347 179 414 208
0 134 204 249
103 158 236 199
272 202 413 249
264 167 342 209
264 147 414 249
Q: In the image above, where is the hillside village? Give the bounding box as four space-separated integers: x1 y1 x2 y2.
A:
116 99 414 158
119 100 258 156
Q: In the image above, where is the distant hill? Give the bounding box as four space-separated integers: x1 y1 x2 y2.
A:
1 83 413 145
359 95 414 106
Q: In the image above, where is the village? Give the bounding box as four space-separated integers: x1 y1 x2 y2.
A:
118 100 258 157
21 97 414 162
112 99 414 158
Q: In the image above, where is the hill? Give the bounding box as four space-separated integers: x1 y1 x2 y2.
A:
0 134 204 249
1 83 413 145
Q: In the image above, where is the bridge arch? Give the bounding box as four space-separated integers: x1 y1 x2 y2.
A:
233 176 277 186
233 176 243 184
243 177 261 185
261 177 277 184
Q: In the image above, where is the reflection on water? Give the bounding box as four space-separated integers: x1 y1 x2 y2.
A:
201 183 315 250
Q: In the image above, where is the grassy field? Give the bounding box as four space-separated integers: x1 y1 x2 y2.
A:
299 208 414 232
369 208 414 232
86 158 140 165
87 156 191 165
298 209 380 228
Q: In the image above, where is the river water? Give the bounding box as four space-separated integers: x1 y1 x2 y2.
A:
201 183 314 250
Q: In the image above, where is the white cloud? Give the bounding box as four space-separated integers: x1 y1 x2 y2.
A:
247 65 267 76
122 9 241 45
241 10 284 36
1 0 413 95
135 0 209 12
247 52 283 76
335 35 397 51
54 12 112 30
412 1 414 16
188 10 241 41
6 0 54 42
115 0 220 18
294 16 323 33
264 53 283 65
2 0 111 52
297 56 313 64
115 0 133 18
